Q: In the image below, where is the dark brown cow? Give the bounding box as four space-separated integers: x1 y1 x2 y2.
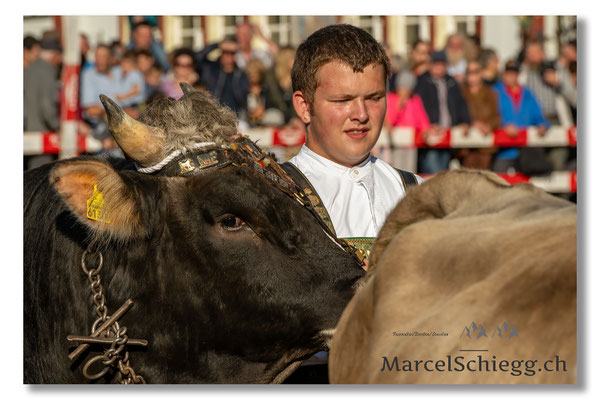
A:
24 86 365 383
329 170 576 384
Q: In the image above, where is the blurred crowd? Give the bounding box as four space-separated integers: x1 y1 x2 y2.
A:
24 18 577 177
382 33 577 176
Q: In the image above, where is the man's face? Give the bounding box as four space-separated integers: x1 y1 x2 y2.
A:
95 47 110 73
219 40 238 72
133 26 153 50
430 61 446 78
25 44 41 64
562 44 577 63
412 42 430 65
525 44 544 66
299 61 387 168
503 70 519 88
236 24 252 49
466 61 483 87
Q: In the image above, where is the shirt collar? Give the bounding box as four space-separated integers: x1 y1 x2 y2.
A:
297 145 374 174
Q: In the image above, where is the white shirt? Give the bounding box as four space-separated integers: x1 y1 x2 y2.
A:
288 145 424 239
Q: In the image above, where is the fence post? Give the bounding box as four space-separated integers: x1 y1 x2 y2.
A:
59 16 80 159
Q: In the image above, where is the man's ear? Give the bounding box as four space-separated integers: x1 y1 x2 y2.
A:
292 90 311 124
50 160 150 241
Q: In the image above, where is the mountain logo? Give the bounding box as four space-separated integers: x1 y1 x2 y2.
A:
460 321 518 339
491 321 519 339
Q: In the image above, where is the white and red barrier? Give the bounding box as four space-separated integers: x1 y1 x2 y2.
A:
420 171 577 194
374 125 576 149
242 126 577 149
23 127 577 193
23 125 577 155
23 131 102 156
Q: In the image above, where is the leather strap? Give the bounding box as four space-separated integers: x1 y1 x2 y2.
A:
396 169 418 191
281 162 337 237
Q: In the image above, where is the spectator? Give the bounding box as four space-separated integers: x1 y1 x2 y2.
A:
24 38 62 132
128 21 170 72
262 46 297 125
80 34 92 71
160 48 199 99
538 61 573 170
384 70 431 172
555 40 577 117
464 34 482 62
128 15 159 30
383 43 405 92
413 50 470 173
409 39 430 77
445 33 467 84
109 40 125 68
144 62 165 102
568 60 577 121
80 44 119 142
459 59 500 170
492 60 550 173
23 35 40 68
245 59 269 126
197 36 249 122
480 48 500 86
136 49 154 75
518 41 572 125
114 50 146 110
235 22 277 71
385 70 430 132
23 37 62 169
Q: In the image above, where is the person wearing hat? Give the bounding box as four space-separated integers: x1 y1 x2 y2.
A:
413 49 471 173
23 37 63 169
491 60 550 173
196 36 250 126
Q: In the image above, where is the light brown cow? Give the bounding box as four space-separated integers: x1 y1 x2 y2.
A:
329 169 576 384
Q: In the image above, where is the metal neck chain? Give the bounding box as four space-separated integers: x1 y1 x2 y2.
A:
71 248 146 384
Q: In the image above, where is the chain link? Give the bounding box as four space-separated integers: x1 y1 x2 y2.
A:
80 248 146 384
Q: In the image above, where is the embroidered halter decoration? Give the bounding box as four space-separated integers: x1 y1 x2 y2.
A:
136 135 368 265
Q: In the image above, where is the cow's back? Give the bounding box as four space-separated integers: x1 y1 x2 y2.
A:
329 170 577 384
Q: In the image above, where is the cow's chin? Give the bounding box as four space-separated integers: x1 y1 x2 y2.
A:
317 328 336 349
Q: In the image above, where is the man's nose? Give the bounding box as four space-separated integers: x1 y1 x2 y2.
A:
349 98 368 123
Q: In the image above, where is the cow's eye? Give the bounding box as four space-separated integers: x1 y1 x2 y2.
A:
219 215 246 231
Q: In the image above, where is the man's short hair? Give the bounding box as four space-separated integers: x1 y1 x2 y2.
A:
133 21 153 32
24 35 40 50
291 24 390 108
96 43 111 53
122 50 137 62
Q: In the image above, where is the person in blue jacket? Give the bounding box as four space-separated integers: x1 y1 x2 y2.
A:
492 60 550 172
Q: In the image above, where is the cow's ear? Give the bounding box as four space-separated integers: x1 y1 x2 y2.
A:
50 160 149 240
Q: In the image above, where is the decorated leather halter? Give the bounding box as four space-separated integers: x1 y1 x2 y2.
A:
149 135 367 265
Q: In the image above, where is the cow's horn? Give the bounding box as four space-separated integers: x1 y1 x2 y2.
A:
179 82 195 95
99 94 166 167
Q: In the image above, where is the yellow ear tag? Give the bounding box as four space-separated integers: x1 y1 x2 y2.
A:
87 184 110 223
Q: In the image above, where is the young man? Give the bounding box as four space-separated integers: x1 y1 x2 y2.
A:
289 24 422 258
285 24 422 382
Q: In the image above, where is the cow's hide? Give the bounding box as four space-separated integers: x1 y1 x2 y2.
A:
329 169 576 384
